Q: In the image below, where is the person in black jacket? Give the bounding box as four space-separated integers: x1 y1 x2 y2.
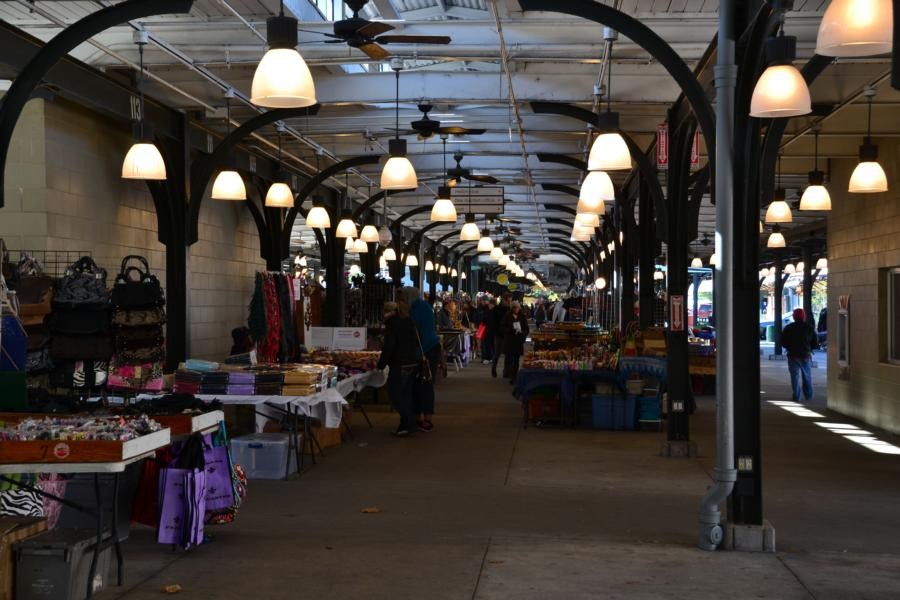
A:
501 301 530 383
781 308 818 403
377 301 421 436
490 294 511 378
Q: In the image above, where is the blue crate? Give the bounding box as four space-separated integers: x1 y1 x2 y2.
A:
591 394 615 429
616 395 638 430
638 395 661 421
592 394 637 430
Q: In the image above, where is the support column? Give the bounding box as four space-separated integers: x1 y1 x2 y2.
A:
323 191 345 327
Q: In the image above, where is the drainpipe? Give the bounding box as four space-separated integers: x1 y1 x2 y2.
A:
699 0 737 551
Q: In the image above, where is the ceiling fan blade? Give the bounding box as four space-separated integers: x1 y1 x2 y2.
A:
440 127 486 135
467 174 499 184
375 35 451 45
324 39 346 43
359 42 392 60
357 21 395 38
498 217 522 224
448 178 460 188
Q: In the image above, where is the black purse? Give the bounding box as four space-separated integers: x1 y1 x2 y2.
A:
53 256 108 310
111 255 164 309
45 309 111 336
413 327 433 384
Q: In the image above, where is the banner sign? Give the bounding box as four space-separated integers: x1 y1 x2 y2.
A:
670 295 684 332
657 123 668 169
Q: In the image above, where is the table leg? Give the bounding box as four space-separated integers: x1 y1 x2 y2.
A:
87 474 102 599
305 418 316 465
112 473 124 585
292 405 302 475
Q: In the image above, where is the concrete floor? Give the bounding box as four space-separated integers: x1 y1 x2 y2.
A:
96 351 900 599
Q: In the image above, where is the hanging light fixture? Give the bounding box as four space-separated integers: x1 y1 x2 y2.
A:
122 31 167 181
691 257 703 268
406 254 418 267
765 156 792 223
783 263 796 274
595 276 607 290
383 247 397 261
335 211 358 238
431 137 457 222
381 59 417 190
577 171 614 214
816 0 893 57
460 214 481 241
425 260 435 271
796 261 805 273
306 195 331 228
439 265 448 275
461 272 467 280
767 226 786 249
750 20 811 118
588 30 632 171
265 124 294 207
816 257 828 270
654 270 665 281
477 228 494 252
451 268 458 277
571 225 592 242
379 256 388 269
498 254 510 266
799 128 832 211
759 268 769 279
849 87 888 193
709 253 718 266
489 246 503 261
344 236 355 252
251 1 316 108
576 212 601 228
353 238 369 253
211 92 247 201
360 223 380 243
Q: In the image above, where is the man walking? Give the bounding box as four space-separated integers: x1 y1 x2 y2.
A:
781 308 818 403
490 294 511 378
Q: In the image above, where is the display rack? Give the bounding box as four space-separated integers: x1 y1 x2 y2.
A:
7 250 93 278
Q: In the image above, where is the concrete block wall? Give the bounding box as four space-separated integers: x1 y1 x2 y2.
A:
827 137 900 435
3 97 266 361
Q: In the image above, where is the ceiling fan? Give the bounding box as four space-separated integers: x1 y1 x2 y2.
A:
313 0 451 60
487 214 521 225
446 152 499 187
411 105 486 139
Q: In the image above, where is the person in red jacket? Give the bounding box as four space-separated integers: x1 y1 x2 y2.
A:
781 308 818 403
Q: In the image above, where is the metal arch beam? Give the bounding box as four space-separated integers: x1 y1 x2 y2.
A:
543 203 577 216
393 205 433 228
518 0 715 163
535 152 587 171
0 0 195 208
448 240 478 254
541 183 579 197
404 221 450 257
352 190 387 220
187 104 320 241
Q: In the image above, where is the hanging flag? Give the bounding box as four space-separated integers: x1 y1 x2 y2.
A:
657 123 669 170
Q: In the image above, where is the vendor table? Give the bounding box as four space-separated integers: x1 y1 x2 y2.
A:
513 368 622 427
0 436 170 599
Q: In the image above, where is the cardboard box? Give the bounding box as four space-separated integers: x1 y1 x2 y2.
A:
0 517 48 600
305 407 351 454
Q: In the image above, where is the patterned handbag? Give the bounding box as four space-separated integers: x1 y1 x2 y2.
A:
52 256 109 310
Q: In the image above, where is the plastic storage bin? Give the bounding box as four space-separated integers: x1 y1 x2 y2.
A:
230 433 295 480
638 395 661 421
15 528 111 600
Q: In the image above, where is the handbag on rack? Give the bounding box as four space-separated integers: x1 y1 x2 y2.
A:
114 324 164 352
50 334 113 361
113 307 166 328
107 359 164 392
49 360 109 389
52 256 109 310
15 271 53 324
45 309 111 336
111 255 164 309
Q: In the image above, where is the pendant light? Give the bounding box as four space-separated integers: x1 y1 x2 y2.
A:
588 31 631 171
460 214 481 241
577 171 614 214
783 263 796 274
489 247 503 261
306 195 331 229
353 238 369 253
344 236 355 252
439 265 448 275
381 60 417 190
383 247 397 261
335 177 358 238
595 277 607 290
691 257 703 268
360 224 379 243
379 256 388 269
122 31 167 181
378 193 393 246
765 156 792 223
425 260 435 271
251 0 316 108
816 257 828 270
498 254 510 266
406 254 419 267
849 87 888 193
796 261 805 273
265 125 294 207
767 226 786 249
799 128 831 211
576 212 601 228
709 253 718 266
211 92 247 201
477 223 494 252
461 272 467 280
816 0 893 57
750 22 811 118
431 137 458 222
600 250 607 261
654 270 665 281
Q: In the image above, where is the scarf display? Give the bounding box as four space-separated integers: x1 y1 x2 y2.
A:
249 272 296 364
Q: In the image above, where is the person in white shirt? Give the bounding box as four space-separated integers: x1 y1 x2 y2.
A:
550 301 566 323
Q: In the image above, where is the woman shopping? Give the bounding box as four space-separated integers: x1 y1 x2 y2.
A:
501 301 530 384
377 301 421 437
400 287 441 432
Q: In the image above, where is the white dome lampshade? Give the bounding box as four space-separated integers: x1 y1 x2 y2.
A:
588 112 631 171
334 212 358 238
460 214 481 241
489 247 503 261
498 254 510 266
576 212 601 228
379 256 388 268
430 187 457 222
250 14 316 108
577 171 614 214
600 251 606 261
796 261 805 273
305 199 331 228
344 237 355 252
783 263 796 274
595 277 607 290
264 181 294 208
383 247 397 261
653 271 665 281
571 225 592 242
406 254 418 267
816 257 828 270
477 232 494 253
424 260 434 271
816 0 893 57
298 255 307 267
439 265 448 275
750 34 811 118
799 177 832 211
848 141 889 193
767 229 786 249
122 142 167 180
378 225 392 246
211 169 247 201
461 272 467 280
759 269 769 279
691 257 703 268
353 238 369 253
381 139 418 190
764 190 793 223
709 253 718 266
768 266 777 277
360 224 380 243
451 268 458 277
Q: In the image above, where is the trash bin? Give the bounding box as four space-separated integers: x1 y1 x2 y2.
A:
15 529 111 600
766 325 775 342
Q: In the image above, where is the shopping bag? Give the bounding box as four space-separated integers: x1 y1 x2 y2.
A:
202 434 235 512
131 457 160 527
475 323 486 341
157 467 206 548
